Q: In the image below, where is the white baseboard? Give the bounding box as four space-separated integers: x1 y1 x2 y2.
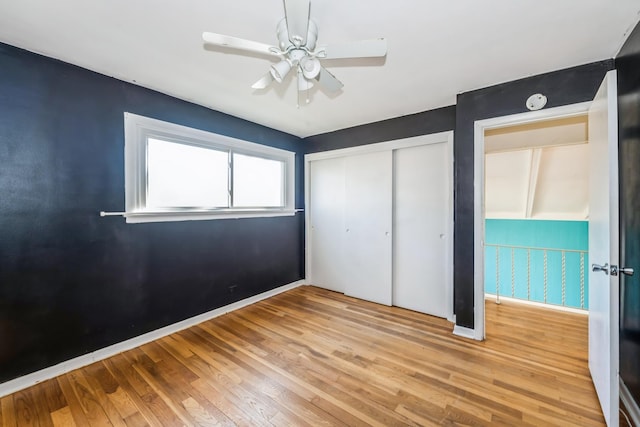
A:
0 280 305 398
620 377 640 427
452 325 477 340
484 294 588 315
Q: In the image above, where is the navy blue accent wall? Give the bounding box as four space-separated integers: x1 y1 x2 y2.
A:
0 43 304 383
617 19 640 410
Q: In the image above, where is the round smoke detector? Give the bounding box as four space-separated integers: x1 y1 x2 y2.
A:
526 93 547 111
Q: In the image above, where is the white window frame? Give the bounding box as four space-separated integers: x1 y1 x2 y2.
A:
124 113 296 223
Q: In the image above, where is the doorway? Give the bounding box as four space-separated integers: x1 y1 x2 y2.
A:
473 71 621 427
472 102 592 340
483 115 590 313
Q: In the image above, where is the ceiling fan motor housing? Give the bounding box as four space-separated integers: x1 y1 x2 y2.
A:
275 18 321 84
276 18 318 52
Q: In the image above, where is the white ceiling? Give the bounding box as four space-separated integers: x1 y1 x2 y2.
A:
0 1 639 137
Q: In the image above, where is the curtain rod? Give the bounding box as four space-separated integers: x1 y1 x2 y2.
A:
99 209 304 217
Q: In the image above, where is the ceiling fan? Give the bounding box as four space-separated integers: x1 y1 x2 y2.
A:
202 0 387 100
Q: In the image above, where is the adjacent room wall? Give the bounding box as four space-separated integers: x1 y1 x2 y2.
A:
0 43 305 383
484 219 589 309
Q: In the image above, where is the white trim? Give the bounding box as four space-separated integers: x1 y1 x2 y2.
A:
445 131 455 322
124 113 296 223
304 131 455 322
484 294 588 315
620 377 640 427
473 102 591 342
304 150 311 285
124 209 296 223
0 280 304 398
452 325 476 340
304 131 454 161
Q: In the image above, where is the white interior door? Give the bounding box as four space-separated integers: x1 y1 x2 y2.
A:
393 143 450 317
309 157 347 292
588 69 619 427
344 151 393 305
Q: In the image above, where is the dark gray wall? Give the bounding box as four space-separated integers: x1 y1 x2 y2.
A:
304 106 456 152
304 61 614 329
0 43 304 383
617 19 640 409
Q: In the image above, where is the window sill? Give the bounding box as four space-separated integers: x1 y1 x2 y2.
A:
124 209 298 224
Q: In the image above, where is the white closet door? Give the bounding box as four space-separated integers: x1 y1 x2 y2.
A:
344 151 393 305
309 157 347 292
393 142 450 317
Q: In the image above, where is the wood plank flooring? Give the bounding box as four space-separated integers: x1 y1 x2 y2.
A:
0 285 604 426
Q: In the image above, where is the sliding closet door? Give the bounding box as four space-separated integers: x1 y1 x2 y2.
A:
344 151 393 305
393 142 450 317
309 157 347 292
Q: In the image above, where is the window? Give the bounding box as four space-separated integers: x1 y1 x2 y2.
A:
124 113 295 223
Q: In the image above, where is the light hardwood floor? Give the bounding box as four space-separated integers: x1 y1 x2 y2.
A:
0 285 604 426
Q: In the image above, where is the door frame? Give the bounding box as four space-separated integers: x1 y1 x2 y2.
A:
304 131 455 321
471 102 591 341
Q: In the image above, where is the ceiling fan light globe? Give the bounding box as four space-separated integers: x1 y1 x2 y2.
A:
300 56 321 79
270 59 292 83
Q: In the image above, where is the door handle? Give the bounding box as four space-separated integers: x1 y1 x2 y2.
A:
620 267 634 276
610 265 634 276
592 263 609 274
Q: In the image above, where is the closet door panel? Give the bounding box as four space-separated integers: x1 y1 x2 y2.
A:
309 157 347 292
344 151 393 306
393 142 449 317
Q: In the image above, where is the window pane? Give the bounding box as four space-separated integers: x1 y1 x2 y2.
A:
146 138 229 208
233 153 284 207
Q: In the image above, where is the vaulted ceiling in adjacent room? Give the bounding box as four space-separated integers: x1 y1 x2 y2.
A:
485 115 590 220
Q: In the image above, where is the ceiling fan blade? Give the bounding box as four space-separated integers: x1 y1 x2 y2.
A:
202 32 278 57
283 0 310 46
251 72 274 89
315 67 344 93
320 38 387 60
